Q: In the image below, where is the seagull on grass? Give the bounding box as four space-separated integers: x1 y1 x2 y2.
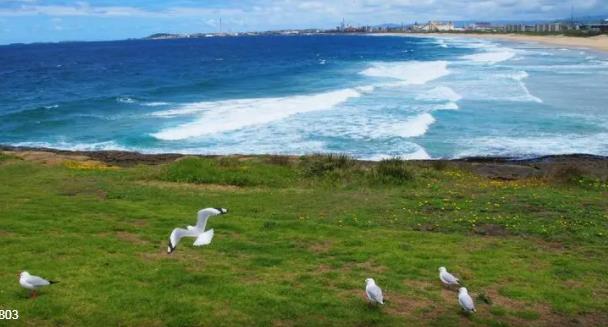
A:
458 287 476 313
439 266 461 287
365 278 384 305
19 271 58 298
168 208 228 254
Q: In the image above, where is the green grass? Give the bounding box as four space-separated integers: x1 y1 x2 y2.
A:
1 155 607 326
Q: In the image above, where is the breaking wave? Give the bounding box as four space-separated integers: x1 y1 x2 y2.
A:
152 88 361 140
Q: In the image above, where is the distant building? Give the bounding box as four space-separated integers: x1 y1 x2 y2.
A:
467 22 492 31
590 23 608 32
505 24 525 32
533 23 563 33
506 23 564 33
412 21 454 32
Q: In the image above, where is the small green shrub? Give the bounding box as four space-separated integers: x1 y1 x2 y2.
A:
0 153 19 161
372 158 414 184
430 160 448 171
216 157 240 168
299 153 355 178
265 155 291 166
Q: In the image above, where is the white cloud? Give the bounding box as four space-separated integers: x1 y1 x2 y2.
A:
0 0 606 25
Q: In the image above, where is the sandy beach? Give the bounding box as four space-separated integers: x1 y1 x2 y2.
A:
381 33 608 53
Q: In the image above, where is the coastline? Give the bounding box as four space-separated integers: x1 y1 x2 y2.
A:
378 33 608 53
2 145 608 180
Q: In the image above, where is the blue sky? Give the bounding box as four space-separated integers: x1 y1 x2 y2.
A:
0 0 607 44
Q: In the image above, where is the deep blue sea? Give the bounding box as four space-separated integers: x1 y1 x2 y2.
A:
1 35 608 159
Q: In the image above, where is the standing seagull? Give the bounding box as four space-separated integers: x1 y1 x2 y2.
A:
458 287 476 313
168 208 228 254
439 266 461 287
365 278 384 305
19 271 57 298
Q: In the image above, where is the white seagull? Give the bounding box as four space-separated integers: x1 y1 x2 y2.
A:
168 207 228 254
365 278 384 305
458 287 476 313
19 271 57 298
439 266 461 287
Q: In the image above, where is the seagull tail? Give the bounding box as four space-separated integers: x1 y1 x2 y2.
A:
49 280 59 284
193 229 214 246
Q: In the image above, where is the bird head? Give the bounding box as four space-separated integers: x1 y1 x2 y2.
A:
19 271 29 279
214 208 228 215
439 267 447 272
459 287 468 294
365 278 375 285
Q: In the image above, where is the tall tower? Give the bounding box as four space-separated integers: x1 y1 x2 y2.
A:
570 4 575 27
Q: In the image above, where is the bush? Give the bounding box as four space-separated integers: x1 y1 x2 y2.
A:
0 153 19 162
430 160 448 171
373 158 414 184
298 153 355 178
265 155 291 166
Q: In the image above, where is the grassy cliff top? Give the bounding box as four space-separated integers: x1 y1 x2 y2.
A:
1 150 607 326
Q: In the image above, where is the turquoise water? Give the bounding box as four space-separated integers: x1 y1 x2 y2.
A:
1 35 607 159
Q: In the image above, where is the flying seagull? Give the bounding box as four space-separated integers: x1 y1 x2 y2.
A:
365 278 384 305
19 271 58 298
458 287 476 313
168 208 228 254
439 266 461 287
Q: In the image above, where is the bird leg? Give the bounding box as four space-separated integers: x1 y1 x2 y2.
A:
31 290 37 299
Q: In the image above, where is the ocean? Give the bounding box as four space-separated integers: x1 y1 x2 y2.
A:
1 35 607 159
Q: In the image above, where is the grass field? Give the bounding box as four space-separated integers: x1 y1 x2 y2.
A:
1 152 607 326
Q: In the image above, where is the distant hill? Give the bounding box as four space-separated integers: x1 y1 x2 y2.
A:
145 33 184 40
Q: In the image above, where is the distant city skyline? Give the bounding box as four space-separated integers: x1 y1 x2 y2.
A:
1 0 607 44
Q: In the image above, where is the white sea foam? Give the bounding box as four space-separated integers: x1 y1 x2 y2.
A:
508 71 529 81
365 147 431 160
360 61 450 85
141 102 170 107
456 133 608 158
355 85 376 93
434 102 459 110
416 86 462 102
507 71 542 103
461 49 516 64
116 96 136 104
372 113 436 139
13 140 130 152
151 88 361 140
395 113 436 137
435 39 448 48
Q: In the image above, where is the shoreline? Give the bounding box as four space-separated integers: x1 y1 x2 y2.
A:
376 32 608 53
2 145 608 180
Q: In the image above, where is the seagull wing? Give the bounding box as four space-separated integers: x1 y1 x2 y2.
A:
459 293 475 312
168 228 199 253
193 229 214 246
195 208 221 230
367 285 384 304
442 271 459 285
26 275 51 287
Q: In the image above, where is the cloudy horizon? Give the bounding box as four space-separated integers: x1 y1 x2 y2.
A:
1 0 607 44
